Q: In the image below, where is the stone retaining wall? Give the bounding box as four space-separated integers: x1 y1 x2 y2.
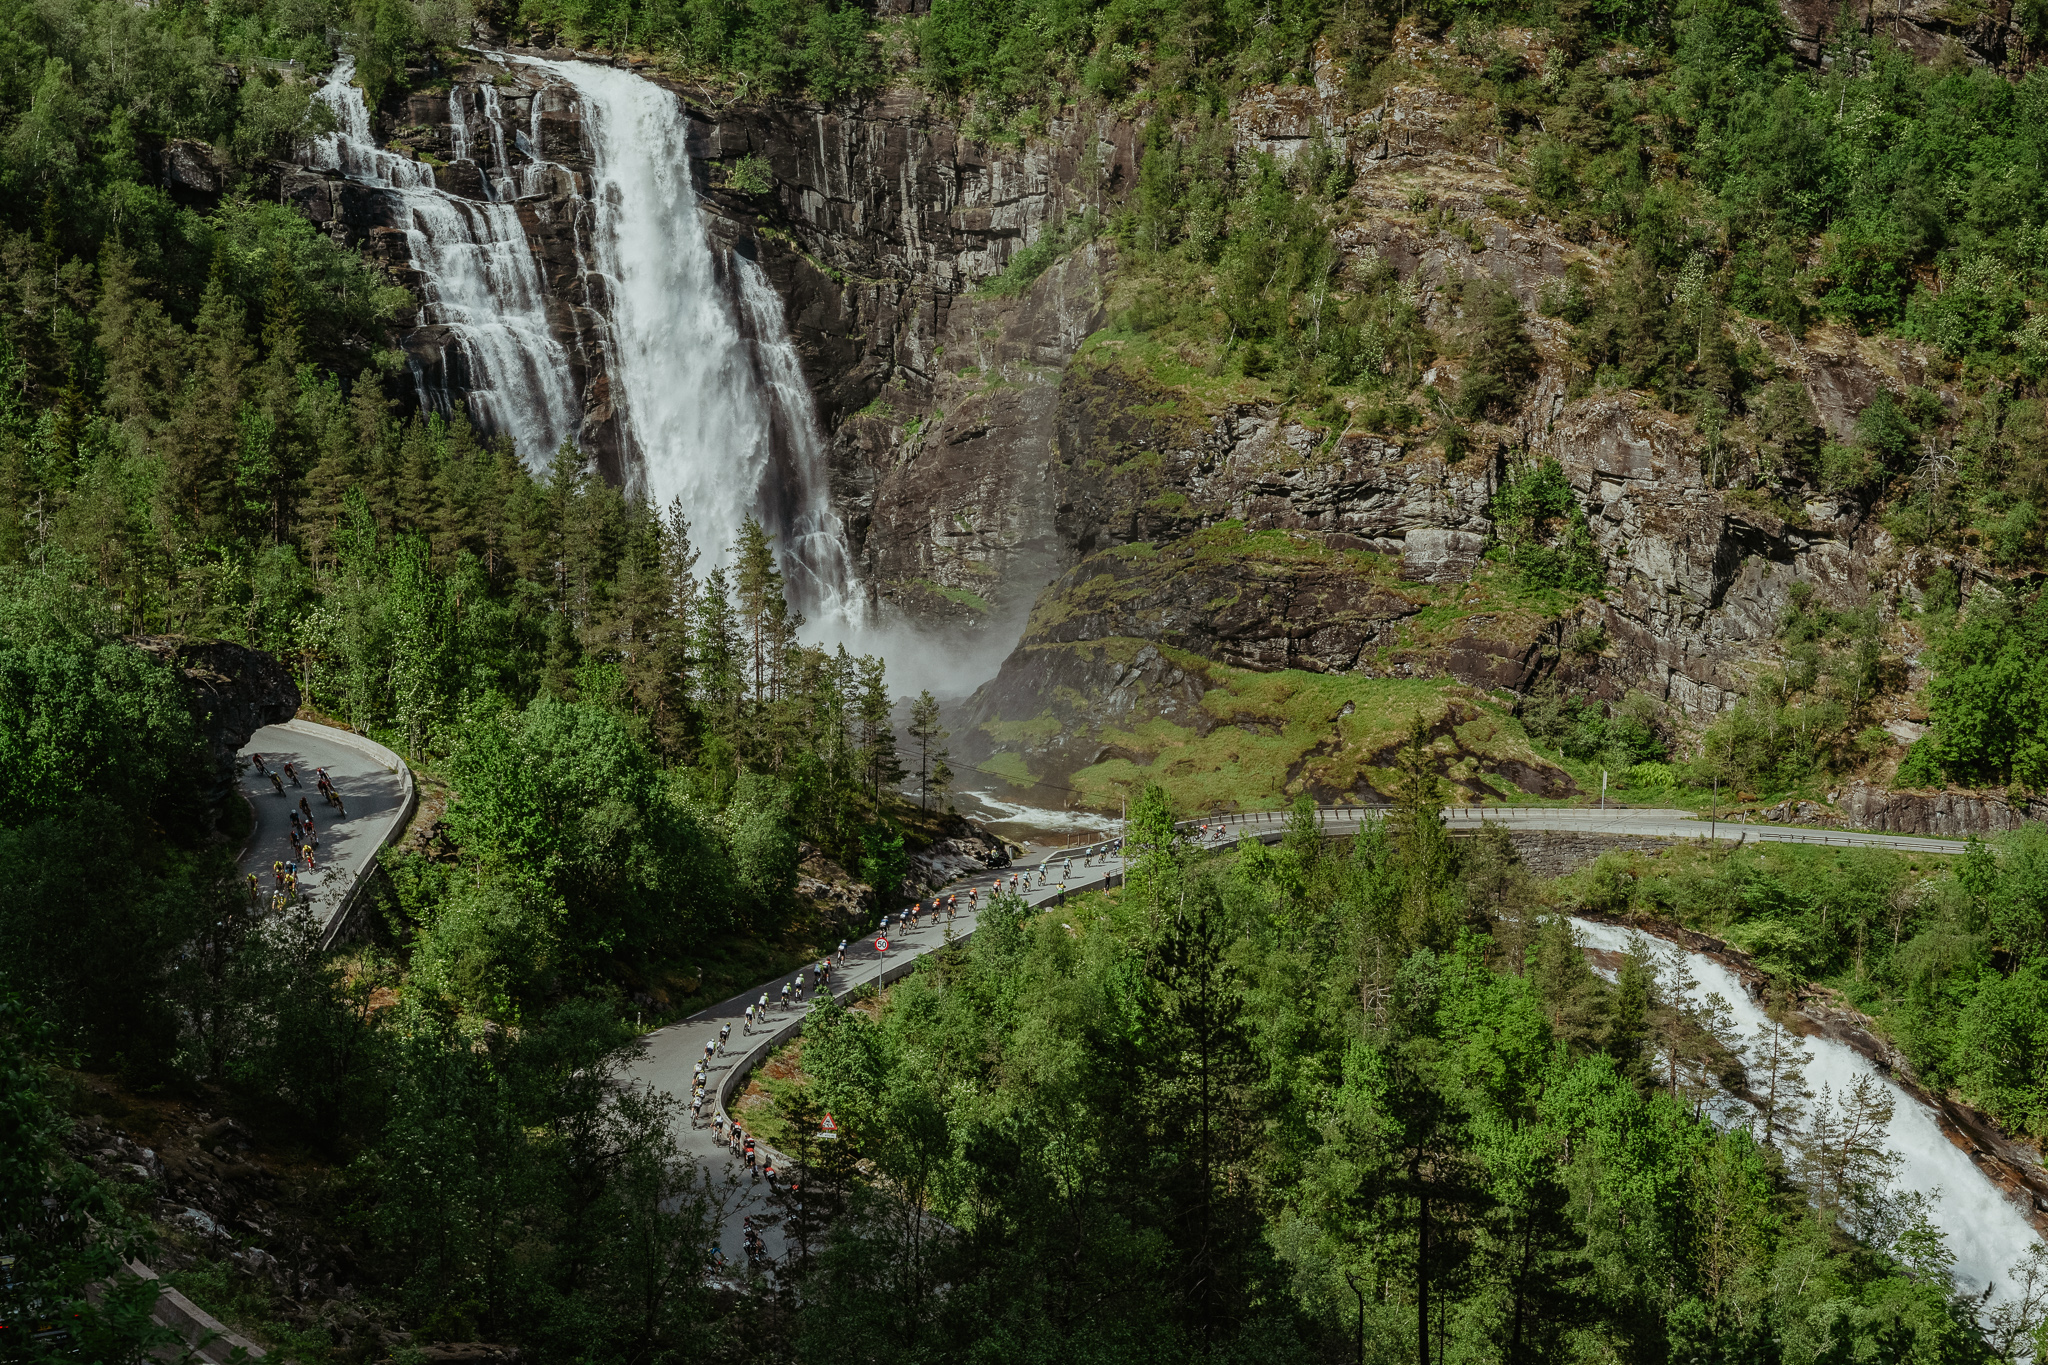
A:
1494 829 1682 877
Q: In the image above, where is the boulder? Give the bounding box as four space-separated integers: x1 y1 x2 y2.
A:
129 638 300 830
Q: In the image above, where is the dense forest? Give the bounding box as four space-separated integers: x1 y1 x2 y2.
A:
6 0 2048 1356
785 781 2036 1363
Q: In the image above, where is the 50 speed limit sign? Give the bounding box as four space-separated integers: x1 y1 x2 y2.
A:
874 936 889 953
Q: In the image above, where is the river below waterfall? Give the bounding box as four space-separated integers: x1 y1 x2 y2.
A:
1572 916 2041 1307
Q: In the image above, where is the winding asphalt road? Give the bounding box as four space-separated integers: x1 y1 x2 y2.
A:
217 742 1986 1278
623 801 1974 1274
235 721 410 936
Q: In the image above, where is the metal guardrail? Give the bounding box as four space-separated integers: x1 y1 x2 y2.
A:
1153 803 1968 850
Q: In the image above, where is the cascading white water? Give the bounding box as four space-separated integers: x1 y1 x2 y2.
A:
304 59 580 464
521 58 857 619
1572 916 2041 1307
733 255 858 616
478 85 517 202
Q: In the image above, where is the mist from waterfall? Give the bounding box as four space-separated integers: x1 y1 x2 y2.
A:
523 59 857 624
304 60 580 464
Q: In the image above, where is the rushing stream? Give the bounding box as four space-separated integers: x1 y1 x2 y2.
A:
1571 917 2041 1307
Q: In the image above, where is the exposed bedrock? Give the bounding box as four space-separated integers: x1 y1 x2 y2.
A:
266 50 2015 825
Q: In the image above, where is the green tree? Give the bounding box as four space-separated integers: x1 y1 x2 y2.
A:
855 654 905 801
906 688 948 812
860 820 909 917
1455 277 1539 421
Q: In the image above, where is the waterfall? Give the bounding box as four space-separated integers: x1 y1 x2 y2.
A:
1572 917 2041 1307
308 53 858 615
522 58 856 619
303 59 580 464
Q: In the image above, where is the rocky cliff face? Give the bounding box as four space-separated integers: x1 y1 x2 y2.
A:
945 40 1976 760
277 38 2019 817
129 639 302 829
673 86 1137 625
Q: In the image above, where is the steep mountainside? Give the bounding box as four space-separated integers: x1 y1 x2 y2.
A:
272 22 2030 814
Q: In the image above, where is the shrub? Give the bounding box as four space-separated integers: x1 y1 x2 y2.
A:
727 153 773 195
1490 458 1605 592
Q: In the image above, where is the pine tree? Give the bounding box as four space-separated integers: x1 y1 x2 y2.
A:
1528 916 1607 1053
1607 940 1654 1086
563 464 625 633
1652 942 1702 1100
1462 821 1535 970
429 406 490 567
387 534 448 759
1746 1018 1813 1147
94 244 184 433
1796 1072 1899 1234
732 517 801 713
906 689 948 812
651 499 701 756
597 496 696 757
1142 872 1262 1350
1389 717 1459 948
694 565 743 749
393 413 441 539
489 442 546 586
539 441 585 608
247 256 311 547
856 655 905 801
161 252 251 544
303 373 386 572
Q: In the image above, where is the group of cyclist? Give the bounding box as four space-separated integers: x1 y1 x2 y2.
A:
699 837 1160 1281
245 751 357 912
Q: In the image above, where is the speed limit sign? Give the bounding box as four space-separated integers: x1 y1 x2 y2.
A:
874 936 889 953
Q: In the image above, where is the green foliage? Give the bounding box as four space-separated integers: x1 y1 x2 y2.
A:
1914 588 2048 790
649 0 880 98
443 694 739 959
859 819 909 911
1453 275 1537 420
0 995 179 1364
1520 684 1666 770
352 0 423 107
788 816 1995 1362
0 611 200 826
1679 584 1897 795
725 151 773 194
363 996 720 1354
1616 829 2048 1148
1950 959 2048 1134
1488 457 1604 593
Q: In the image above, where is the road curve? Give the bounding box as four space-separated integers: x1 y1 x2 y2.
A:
627 801 1978 1274
235 720 413 942
253 775 1974 1275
